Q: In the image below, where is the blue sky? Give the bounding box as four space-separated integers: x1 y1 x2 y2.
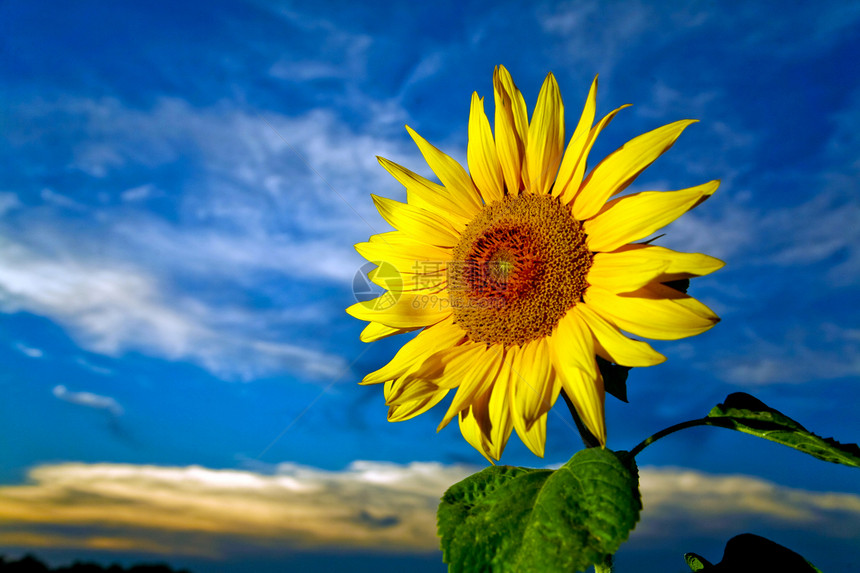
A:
1 1 859 571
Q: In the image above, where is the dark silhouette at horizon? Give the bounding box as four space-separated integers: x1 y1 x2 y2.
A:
0 555 191 573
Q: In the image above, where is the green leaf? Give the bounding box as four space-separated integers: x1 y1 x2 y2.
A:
707 392 860 468
597 356 630 403
437 449 641 572
683 552 712 571
686 533 822 572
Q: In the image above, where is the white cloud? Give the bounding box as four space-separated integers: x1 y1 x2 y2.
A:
75 357 114 376
9 95 404 237
634 81 721 121
714 323 860 386
540 2 860 67
636 467 860 539
120 184 159 202
263 2 373 86
0 461 475 557
267 28 371 83
0 462 857 559
53 385 124 416
40 188 86 210
395 51 446 96
109 215 366 284
722 3 860 58
659 202 757 264
537 1 708 76
659 186 860 287
0 240 347 381
0 192 22 216
0 93 419 380
14 342 44 358
539 1 651 55
755 191 860 274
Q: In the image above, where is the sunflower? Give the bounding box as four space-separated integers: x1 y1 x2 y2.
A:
347 66 722 461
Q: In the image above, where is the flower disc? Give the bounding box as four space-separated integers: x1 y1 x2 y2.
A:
449 193 592 347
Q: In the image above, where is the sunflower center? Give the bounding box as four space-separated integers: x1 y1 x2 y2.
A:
448 193 593 347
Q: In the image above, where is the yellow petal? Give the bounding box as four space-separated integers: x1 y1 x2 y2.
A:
437 345 503 431
518 412 548 458
356 241 450 287
367 230 408 244
575 304 666 367
524 73 564 195
554 75 597 200
487 353 516 460
388 389 449 422
386 377 443 406
556 363 606 447
466 376 493 439
611 243 725 281
493 65 529 195
368 265 445 294
587 250 670 293
509 338 558 432
458 406 494 463
355 233 451 261
506 345 549 457
550 309 598 377
363 252 446 295
404 341 488 389
559 104 631 205
497 66 529 144
359 317 465 385
405 126 483 211
371 194 460 247
584 180 720 252
548 309 606 445
346 291 452 329
453 349 514 461
377 156 476 224
467 93 505 204
574 119 698 220
360 322 417 343
585 286 719 341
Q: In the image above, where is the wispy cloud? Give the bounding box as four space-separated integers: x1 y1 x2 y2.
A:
52 385 124 417
540 1 860 68
75 357 115 376
713 323 860 386
119 184 160 203
661 179 860 287
0 192 22 216
14 342 44 358
266 16 372 84
636 466 860 539
8 95 402 233
537 0 661 75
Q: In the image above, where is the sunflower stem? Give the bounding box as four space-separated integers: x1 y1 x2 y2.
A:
560 389 601 449
629 418 716 458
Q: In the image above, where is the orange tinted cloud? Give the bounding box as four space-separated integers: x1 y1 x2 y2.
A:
1 461 858 559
